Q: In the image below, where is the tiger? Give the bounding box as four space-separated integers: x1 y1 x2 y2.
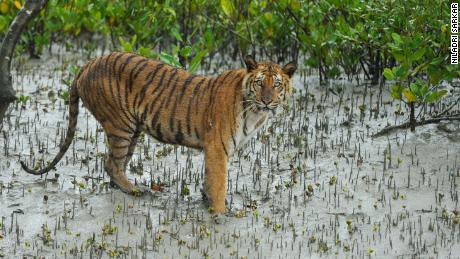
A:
21 52 296 213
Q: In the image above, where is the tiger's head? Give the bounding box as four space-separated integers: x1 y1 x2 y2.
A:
242 55 296 115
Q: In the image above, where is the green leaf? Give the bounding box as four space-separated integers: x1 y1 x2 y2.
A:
409 82 422 97
188 50 207 73
0 16 8 32
392 51 405 63
419 82 429 97
118 36 135 52
430 57 444 65
204 29 215 51
130 35 137 46
410 62 429 77
180 46 192 57
138 47 153 58
437 89 448 99
159 52 182 68
220 0 235 19
391 83 404 100
391 32 402 44
289 0 301 11
170 27 183 42
383 68 395 80
427 66 446 85
425 90 447 103
411 48 426 61
425 92 437 103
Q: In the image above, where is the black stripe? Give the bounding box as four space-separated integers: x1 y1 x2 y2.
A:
194 127 201 140
145 67 175 120
113 123 136 134
207 72 235 119
230 77 243 148
110 153 128 160
133 61 149 79
116 54 135 103
147 67 177 113
175 123 184 144
161 71 187 112
155 124 164 142
133 93 139 115
124 74 136 118
197 77 216 134
96 57 136 132
96 53 134 132
207 72 232 108
117 54 136 101
198 76 215 101
111 144 130 149
117 54 137 81
185 78 206 136
82 59 94 108
221 137 228 157
107 134 131 142
115 55 137 125
127 58 149 91
136 63 165 109
178 75 197 100
81 60 96 105
150 97 166 132
209 74 241 133
147 68 179 129
109 53 125 102
100 53 115 102
103 53 115 72
95 59 113 120
227 76 243 93
169 75 197 131
88 61 105 116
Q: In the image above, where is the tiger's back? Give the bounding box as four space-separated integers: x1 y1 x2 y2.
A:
77 52 245 150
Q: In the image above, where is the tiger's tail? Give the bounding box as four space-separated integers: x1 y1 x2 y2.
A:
20 71 81 175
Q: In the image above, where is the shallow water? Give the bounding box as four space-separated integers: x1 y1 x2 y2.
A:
1 49 460 258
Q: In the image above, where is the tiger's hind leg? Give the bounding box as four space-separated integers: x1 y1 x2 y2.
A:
105 134 141 195
123 131 140 170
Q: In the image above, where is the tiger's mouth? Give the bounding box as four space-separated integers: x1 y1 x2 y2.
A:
256 104 277 115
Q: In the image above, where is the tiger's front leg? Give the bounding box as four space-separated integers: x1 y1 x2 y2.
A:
204 143 228 213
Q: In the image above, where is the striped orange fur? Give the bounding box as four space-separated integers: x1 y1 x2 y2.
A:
21 52 296 213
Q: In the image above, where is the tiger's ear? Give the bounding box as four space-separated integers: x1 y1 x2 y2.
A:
282 62 297 78
244 55 258 72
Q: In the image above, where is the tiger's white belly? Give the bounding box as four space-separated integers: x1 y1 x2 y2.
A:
231 110 269 154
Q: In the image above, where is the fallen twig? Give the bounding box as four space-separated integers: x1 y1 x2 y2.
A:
435 97 460 117
372 116 460 138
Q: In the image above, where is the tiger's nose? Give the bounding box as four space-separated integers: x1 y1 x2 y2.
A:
262 97 272 105
261 88 273 105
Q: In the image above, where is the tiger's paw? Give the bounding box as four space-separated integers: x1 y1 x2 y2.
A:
201 189 229 213
130 185 150 197
208 205 227 214
109 180 149 196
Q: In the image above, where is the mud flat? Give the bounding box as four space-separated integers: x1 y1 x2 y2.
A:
1 51 459 258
